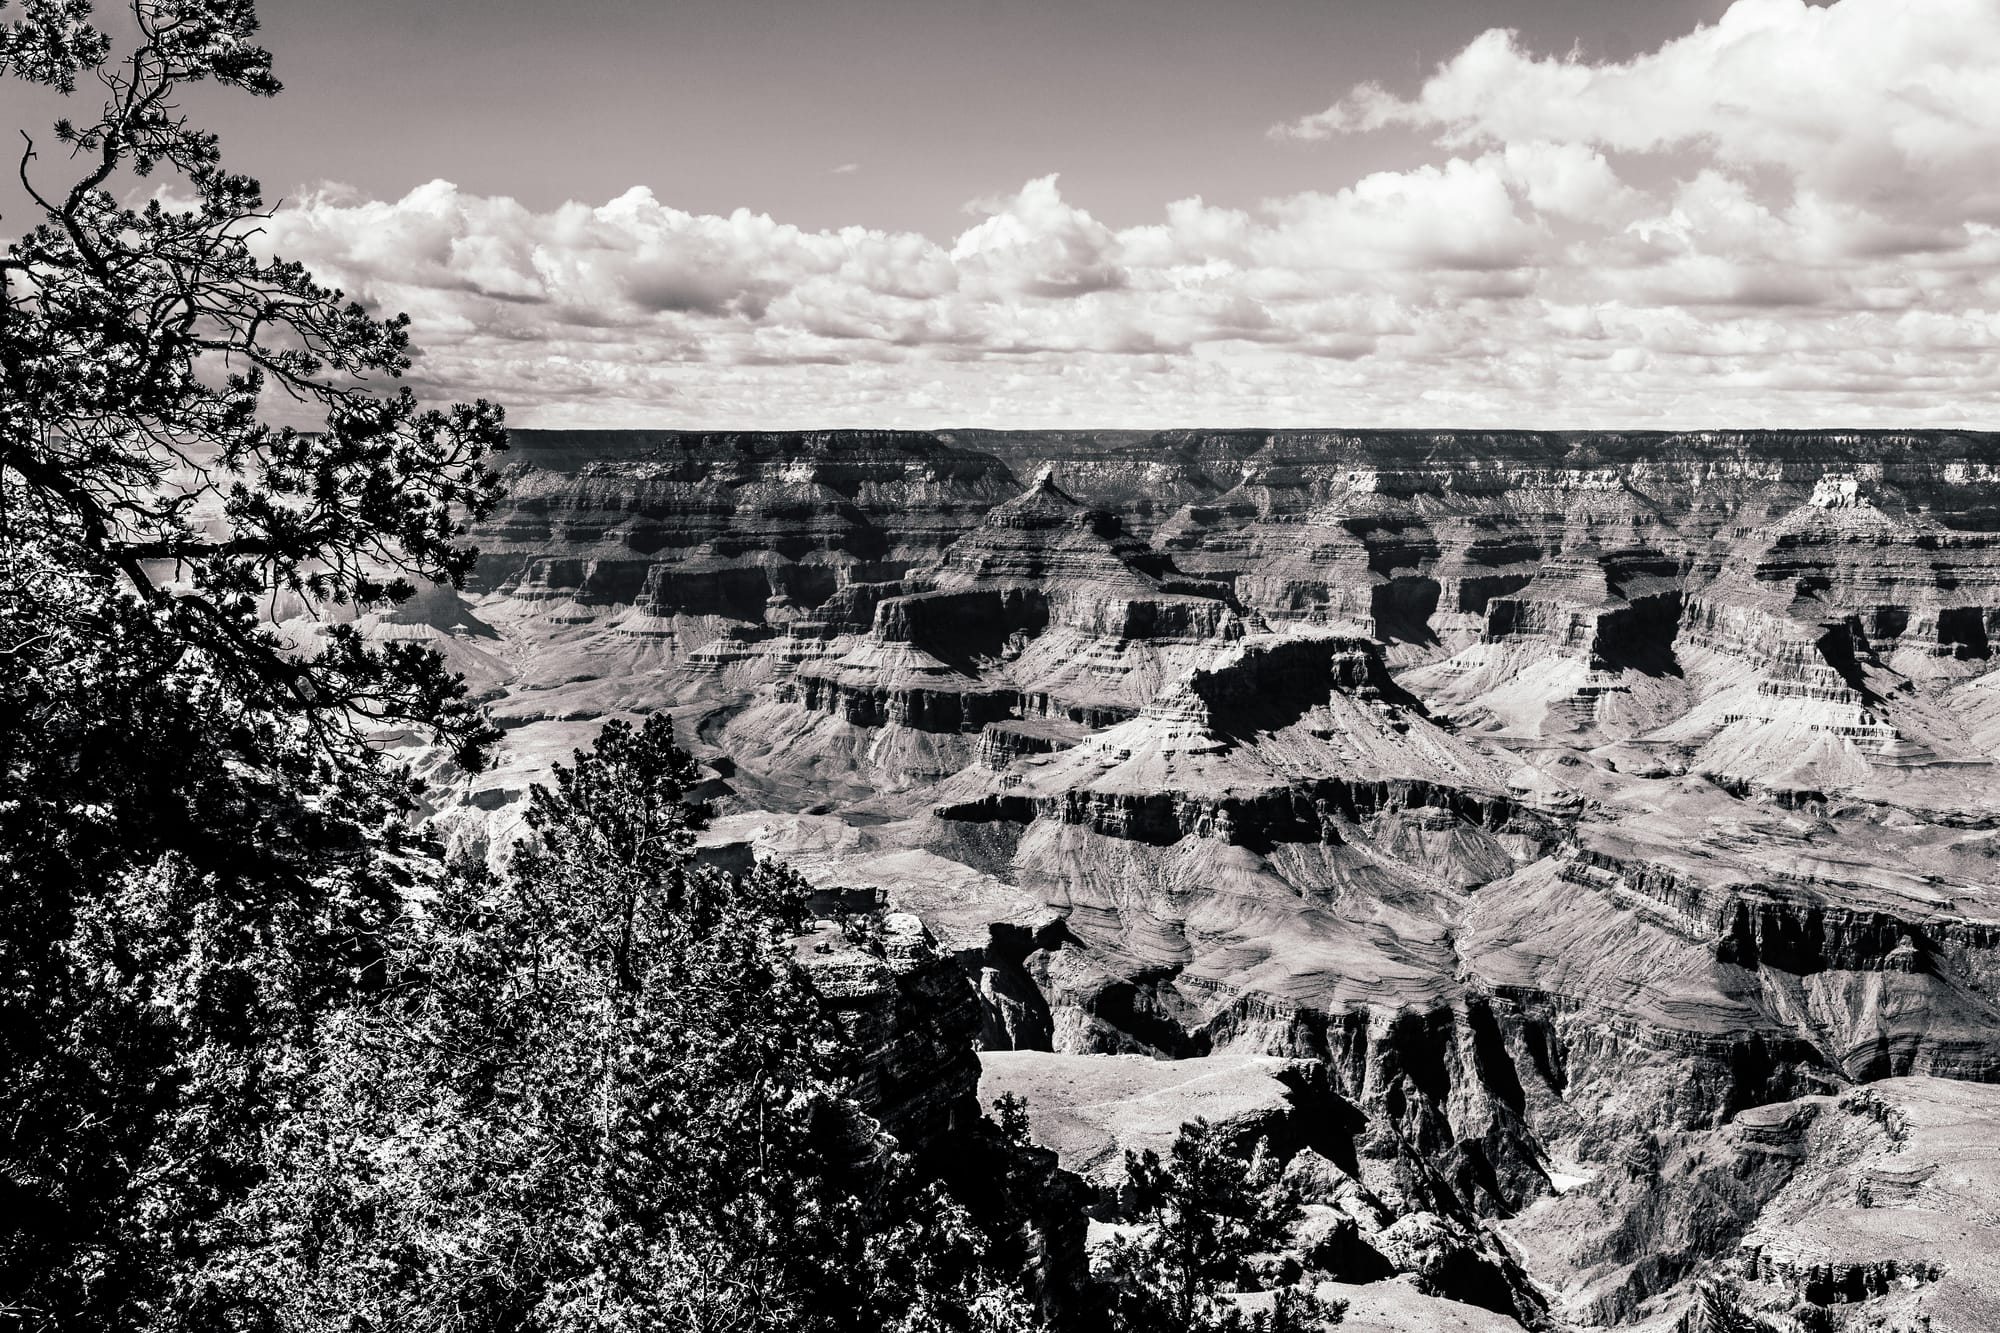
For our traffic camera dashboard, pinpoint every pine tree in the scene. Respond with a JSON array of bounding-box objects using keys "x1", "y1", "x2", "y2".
[
  {"x1": 1682, "y1": 1280, "x2": 1773, "y2": 1333},
  {"x1": 0, "y1": 2, "x2": 503, "y2": 1325},
  {"x1": 1099, "y1": 1119, "x2": 1344, "y2": 1333},
  {"x1": 1, "y1": 0, "x2": 505, "y2": 771},
  {"x1": 240, "y1": 715, "x2": 1044, "y2": 1332}
]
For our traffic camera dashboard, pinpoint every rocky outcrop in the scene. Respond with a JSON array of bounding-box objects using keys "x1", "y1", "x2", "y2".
[
  {"x1": 1508, "y1": 1077, "x2": 2000, "y2": 1331},
  {"x1": 980, "y1": 1049, "x2": 1552, "y2": 1326},
  {"x1": 799, "y1": 913, "x2": 1090, "y2": 1322}
]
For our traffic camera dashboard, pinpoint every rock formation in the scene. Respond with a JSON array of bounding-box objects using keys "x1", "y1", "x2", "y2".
[{"x1": 436, "y1": 428, "x2": 2000, "y2": 1330}]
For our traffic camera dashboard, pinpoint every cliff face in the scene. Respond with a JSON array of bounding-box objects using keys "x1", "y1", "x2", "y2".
[
  {"x1": 1505, "y1": 1077, "x2": 2000, "y2": 1330},
  {"x1": 441, "y1": 429, "x2": 2000, "y2": 1330}
]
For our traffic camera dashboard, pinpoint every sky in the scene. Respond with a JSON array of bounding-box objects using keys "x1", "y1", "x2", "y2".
[{"x1": 9, "y1": 0, "x2": 2000, "y2": 429}]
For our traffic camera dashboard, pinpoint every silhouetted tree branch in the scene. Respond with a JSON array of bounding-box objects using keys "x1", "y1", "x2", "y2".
[{"x1": 1, "y1": 0, "x2": 507, "y2": 772}]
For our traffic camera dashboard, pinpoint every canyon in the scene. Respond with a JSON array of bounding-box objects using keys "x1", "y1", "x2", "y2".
[{"x1": 396, "y1": 428, "x2": 2000, "y2": 1331}]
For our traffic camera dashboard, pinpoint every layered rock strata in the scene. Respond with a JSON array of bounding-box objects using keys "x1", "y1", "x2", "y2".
[{"x1": 442, "y1": 429, "x2": 2000, "y2": 1330}]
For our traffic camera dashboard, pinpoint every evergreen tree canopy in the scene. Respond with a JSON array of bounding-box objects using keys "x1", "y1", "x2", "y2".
[
  {"x1": 0, "y1": 1, "x2": 503, "y2": 1324},
  {"x1": 1, "y1": 0, "x2": 506, "y2": 773},
  {"x1": 238, "y1": 714, "x2": 1044, "y2": 1333},
  {"x1": 1099, "y1": 1119, "x2": 1343, "y2": 1333}
]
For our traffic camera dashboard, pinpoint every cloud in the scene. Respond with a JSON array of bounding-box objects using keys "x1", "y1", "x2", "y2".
[
  {"x1": 951, "y1": 175, "x2": 1128, "y2": 297},
  {"x1": 253, "y1": 0, "x2": 2000, "y2": 429},
  {"x1": 1276, "y1": 0, "x2": 2000, "y2": 233},
  {"x1": 830, "y1": 163, "x2": 860, "y2": 175}
]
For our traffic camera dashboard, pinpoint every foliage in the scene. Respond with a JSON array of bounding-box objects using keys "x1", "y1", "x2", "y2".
[
  {"x1": 1099, "y1": 1118, "x2": 1344, "y2": 1333},
  {"x1": 231, "y1": 714, "x2": 1044, "y2": 1332},
  {"x1": 0, "y1": 0, "x2": 502, "y2": 1326},
  {"x1": 1683, "y1": 1281, "x2": 1776, "y2": 1333},
  {"x1": 992, "y1": 1092, "x2": 1034, "y2": 1149},
  {"x1": 1, "y1": 0, "x2": 507, "y2": 773},
  {"x1": 0, "y1": 530, "x2": 426, "y2": 1328}
]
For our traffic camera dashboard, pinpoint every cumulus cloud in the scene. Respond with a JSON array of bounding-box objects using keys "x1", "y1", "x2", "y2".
[
  {"x1": 951, "y1": 176, "x2": 1128, "y2": 298},
  {"x1": 1276, "y1": 0, "x2": 2000, "y2": 240},
  {"x1": 254, "y1": 0, "x2": 2000, "y2": 428}
]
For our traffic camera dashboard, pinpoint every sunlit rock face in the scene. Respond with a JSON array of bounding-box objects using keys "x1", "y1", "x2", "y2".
[{"x1": 438, "y1": 428, "x2": 2000, "y2": 1330}]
